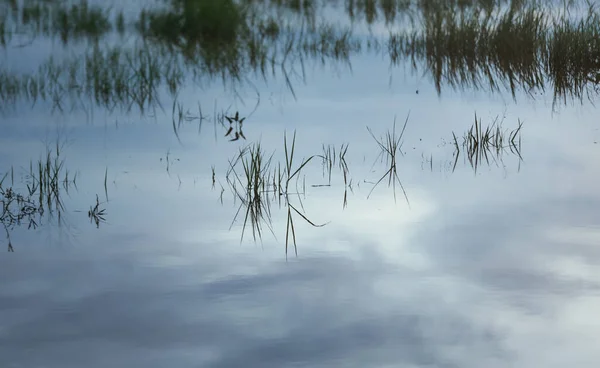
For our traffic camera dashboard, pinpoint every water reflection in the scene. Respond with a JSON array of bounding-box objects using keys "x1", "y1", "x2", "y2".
[
  {"x1": 0, "y1": 142, "x2": 107, "y2": 251},
  {"x1": 1, "y1": 0, "x2": 599, "y2": 113},
  {"x1": 451, "y1": 113, "x2": 523, "y2": 173},
  {"x1": 366, "y1": 113, "x2": 411, "y2": 205},
  {"x1": 223, "y1": 132, "x2": 329, "y2": 257},
  {"x1": 2, "y1": 1, "x2": 600, "y2": 367}
]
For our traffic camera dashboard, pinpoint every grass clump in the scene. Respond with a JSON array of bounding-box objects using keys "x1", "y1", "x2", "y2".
[
  {"x1": 226, "y1": 141, "x2": 276, "y2": 245},
  {"x1": 1, "y1": 140, "x2": 111, "y2": 251},
  {"x1": 88, "y1": 194, "x2": 106, "y2": 228},
  {"x1": 546, "y1": 3, "x2": 600, "y2": 105},
  {"x1": 367, "y1": 113, "x2": 410, "y2": 206},
  {"x1": 452, "y1": 112, "x2": 523, "y2": 172},
  {"x1": 2, "y1": 0, "x2": 113, "y2": 45},
  {"x1": 55, "y1": 0, "x2": 112, "y2": 43},
  {"x1": 0, "y1": 142, "x2": 77, "y2": 251},
  {"x1": 140, "y1": 0, "x2": 246, "y2": 51},
  {"x1": 224, "y1": 131, "x2": 327, "y2": 258}
]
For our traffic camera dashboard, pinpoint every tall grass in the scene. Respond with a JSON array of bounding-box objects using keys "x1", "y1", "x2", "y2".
[
  {"x1": 388, "y1": 0, "x2": 600, "y2": 103},
  {"x1": 2, "y1": 0, "x2": 600, "y2": 112},
  {"x1": 1, "y1": 0, "x2": 116, "y2": 45},
  {"x1": 547, "y1": 2, "x2": 600, "y2": 105},
  {"x1": 0, "y1": 44, "x2": 182, "y2": 113}
]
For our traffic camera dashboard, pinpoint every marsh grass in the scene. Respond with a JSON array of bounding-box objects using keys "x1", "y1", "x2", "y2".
[
  {"x1": 392, "y1": 2, "x2": 548, "y2": 96},
  {"x1": 3, "y1": 0, "x2": 600, "y2": 112},
  {"x1": 1, "y1": 0, "x2": 115, "y2": 46},
  {"x1": 452, "y1": 113, "x2": 523, "y2": 172},
  {"x1": 115, "y1": 11, "x2": 125, "y2": 35},
  {"x1": 141, "y1": 0, "x2": 245, "y2": 47},
  {"x1": 0, "y1": 22, "x2": 358, "y2": 113},
  {"x1": 88, "y1": 194, "x2": 106, "y2": 228},
  {"x1": 319, "y1": 144, "x2": 336, "y2": 185},
  {"x1": 315, "y1": 142, "x2": 351, "y2": 207},
  {"x1": 388, "y1": 0, "x2": 600, "y2": 103},
  {"x1": 547, "y1": 3, "x2": 600, "y2": 105},
  {"x1": 0, "y1": 142, "x2": 77, "y2": 251},
  {"x1": 224, "y1": 131, "x2": 327, "y2": 257},
  {"x1": 0, "y1": 44, "x2": 182, "y2": 113},
  {"x1": 367, "y1": 113, "x2": 410, "y2": 206},
  {"x1": 226, "y1": 141, "x2": 276, "y2": 244},
  {"x1": 171, "y1": 95, "x2": 204, "y2": 144},
  {"x1": 0, "y1": 10, "x2": 8, "y2": 47},
  {"x1": 55, "y1": 0, "x2": 112, "y2": 43},
  {"x1": 338, "y1": 142, "x2": 352, "y2": 208},
  {"x1": 281, "y1": 130, "x2": 327, "y2": 257}
]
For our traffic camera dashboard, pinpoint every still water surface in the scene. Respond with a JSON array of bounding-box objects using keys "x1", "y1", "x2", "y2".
[{"x1": 1, "y1": 1, "x2": 600, "y2": 367}]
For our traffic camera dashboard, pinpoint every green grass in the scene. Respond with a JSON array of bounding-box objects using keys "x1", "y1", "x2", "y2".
[
  {"x1": 0, "y1": 0, "x2": 114, "y2": 45},
  {"x1": 142, "y1": 0, "x2": 245, "y2": 46},
  {"x1": 55, "y1": 0, "x2": 112, "y2": 43},
  {"x1": 2, "y1": 0, "x2": 600, "y2": 113},
  {"x1": 547, "y1": 2, "x2": 600, "y2": 105},
  {"x1": 388, "y1": 0, "x2": 600, "y2": 102},
  {"x1": 0, "y1": 44, "x2": 183, "y2": 113}
]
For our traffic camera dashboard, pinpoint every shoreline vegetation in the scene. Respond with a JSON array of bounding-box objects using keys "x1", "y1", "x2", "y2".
[{"x1": 0, "y1": 0, "x2": 599, "y2": 112}]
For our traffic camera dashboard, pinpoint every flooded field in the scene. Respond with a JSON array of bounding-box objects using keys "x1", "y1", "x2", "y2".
[{"x1": 2, "y1": 0, "x2": 600, "y2": 367}]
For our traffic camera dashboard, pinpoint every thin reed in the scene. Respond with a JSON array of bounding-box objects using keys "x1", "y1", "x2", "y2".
[
  {"x1": 452, "y1": 112, "x2": 523, "y2": 172},
  {"x1": 367, "y1": 113, "x2": 410, "y2": 206},
  {"x1": 224, "y1": 130, "x2": 326, "y2": 257},
  {"x1": 0, "y1": 142, "x2": 76, "y2": 251}
]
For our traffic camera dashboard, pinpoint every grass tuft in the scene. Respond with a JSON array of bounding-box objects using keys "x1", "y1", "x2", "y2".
[
  {"x1": 366, "y1": 113, "x2": 410, "y2": 206},
  {"x1": 452, "y1": 112, "x2": 523, "y2": 172},
  {"x1": 224, "y1": 130, "x2": 327, "y2": 258}
]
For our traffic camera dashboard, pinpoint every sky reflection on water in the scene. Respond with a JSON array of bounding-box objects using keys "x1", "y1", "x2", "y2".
[{"x1": 2, "y1": 2, "x2": 600, "y2": 366}]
